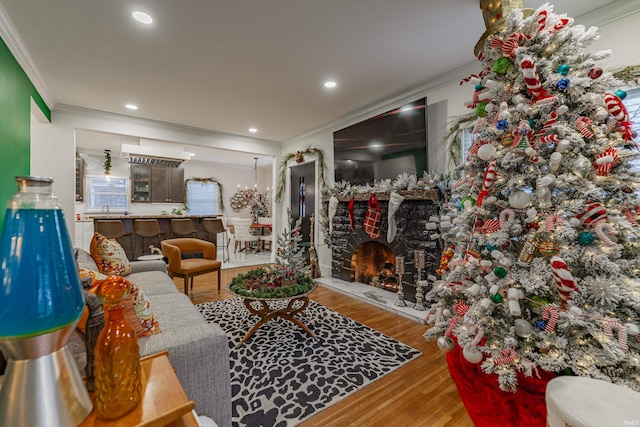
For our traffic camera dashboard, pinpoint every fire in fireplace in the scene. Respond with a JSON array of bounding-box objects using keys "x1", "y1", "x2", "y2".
[{"x1": 351, "y1": 241, "x2": 397, "y2": 286}]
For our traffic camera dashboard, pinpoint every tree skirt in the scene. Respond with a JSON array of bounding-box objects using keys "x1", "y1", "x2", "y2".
[
  {"x1": 447, "y1": 343, "x2": 556, "y2": 427},
  {"x1": 197, "y1": 298, "x2": 422, "y2": 427}
]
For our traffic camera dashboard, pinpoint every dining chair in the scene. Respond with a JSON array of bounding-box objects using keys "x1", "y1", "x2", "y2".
[
  {"x1": 161, "y1": 238, "x2": 222, "y2": 295},
  {"x1": 133, "y1": 219, "x2": 166, "y2": 258},
  {"x1": 233, "y1": 218, "x2": 258, "y2": 252},
  {"x1": 257, "y1": 217, "x2": 273, "y2": 251},
  {"x1": 170, "y1": 218, "x2": 197, "y2": 238},
  {"x1": 202, "y1": 218, "x2": 229, "y2": 262}
]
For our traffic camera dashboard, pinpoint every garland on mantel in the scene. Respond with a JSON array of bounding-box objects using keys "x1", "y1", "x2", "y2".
[
  {"x1": 183, "y1": 178, "x2": 224, "y2": 212},
  {"x1": 275, "y1": 146, "x2": 327, "y2": 202}
]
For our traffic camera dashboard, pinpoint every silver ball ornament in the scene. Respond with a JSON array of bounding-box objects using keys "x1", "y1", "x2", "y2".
[
  {"x1": 437, "y1": 336, "x2": 455, "y2": 352},
  {"x1": 514, "y1": 319, "x2": 533, "y2": 337},
  {"x1": 463, "y1": 345, "x2": 483, "y2": 363}
]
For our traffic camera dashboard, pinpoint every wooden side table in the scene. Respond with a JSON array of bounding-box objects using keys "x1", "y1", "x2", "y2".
[{"x1": 80, "y1": 351, "x2": 198, "y2": 427}]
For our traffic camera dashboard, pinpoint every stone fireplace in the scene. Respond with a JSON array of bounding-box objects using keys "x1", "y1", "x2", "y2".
[{"x1": 327, "y1": 190, "x2": 441, "y2": 303}]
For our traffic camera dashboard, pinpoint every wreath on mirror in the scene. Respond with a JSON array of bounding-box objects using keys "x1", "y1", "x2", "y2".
[
  {"x1": 230, "y1": 188, "x2": 256, "y2": 212},
  {"x1": 275, "y1": 146, "x2": 326, "y2": 202},
  {"x1": 183, "y1": 178, "x2": 225, "y2": 212}
]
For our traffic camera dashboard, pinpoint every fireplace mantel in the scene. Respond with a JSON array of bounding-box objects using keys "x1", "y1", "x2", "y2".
[{"x1": 323, "y1": 189, "x2": 439, "y2": 202}]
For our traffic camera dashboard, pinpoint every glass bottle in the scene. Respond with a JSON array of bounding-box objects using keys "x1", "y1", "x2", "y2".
[{"x1": 94, "y1": 276, "x2": 142, "y2": 420}]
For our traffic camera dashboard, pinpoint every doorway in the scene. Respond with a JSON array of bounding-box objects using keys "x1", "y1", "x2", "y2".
[{"x1": 289, "y1": 161, "x2": 316, "y2": 261}]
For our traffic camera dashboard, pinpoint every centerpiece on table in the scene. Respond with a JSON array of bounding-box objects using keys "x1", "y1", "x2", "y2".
[{"x1": 228, "y1": 218, "x2": 315, "y2": 299}]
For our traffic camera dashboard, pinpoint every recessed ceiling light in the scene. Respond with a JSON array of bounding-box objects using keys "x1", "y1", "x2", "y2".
[
  {"x1": 249, "y1": 128, "x2": 258, "y2": 133},
  {"x1": 324, "y1": 81, "x2": 337, "y2": 88},
  {"x1": 132, "y1": 11, "x2": 153, "y2": 24},
  {"x1": 125, "y1": 104, "x2": 138, "y2": 110}
]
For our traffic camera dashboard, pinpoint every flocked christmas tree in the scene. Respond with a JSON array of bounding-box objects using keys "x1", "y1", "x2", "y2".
[
  {"x1": 425, "y1": 3, "x2": 640, "y2": 392},
  {"x1": 272, "y1": 217, "x2": 310, "y2": 282}
]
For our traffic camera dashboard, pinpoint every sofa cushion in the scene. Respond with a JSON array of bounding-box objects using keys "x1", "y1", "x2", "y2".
[
  {"x1": 127, "y1": 271, "x2": 180, "y2": 296},
  {"x1": 90, "y1": 232, "x2": 132, "y2": 276}
]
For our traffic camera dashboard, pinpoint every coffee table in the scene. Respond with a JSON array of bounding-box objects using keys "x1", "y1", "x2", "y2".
[{"x1": 227, "y1": 283, "x2": 317, "y2": 348}]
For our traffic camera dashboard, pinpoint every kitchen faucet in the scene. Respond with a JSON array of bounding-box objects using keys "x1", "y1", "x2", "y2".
[{"x1": 102, "y1": 205, "x2": 110, "y2": 215}]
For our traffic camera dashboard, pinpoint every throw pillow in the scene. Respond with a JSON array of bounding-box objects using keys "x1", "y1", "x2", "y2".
[{"x1": 90, "y1": 232, "x2": 132, "y2": 276}]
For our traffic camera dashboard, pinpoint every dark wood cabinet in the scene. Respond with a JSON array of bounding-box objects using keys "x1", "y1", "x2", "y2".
[
  {"x1": 150, "y1": 166, "x2": 184, "y2": 203},
  {"x1": 131, "y1": 164, "x2": 151, "y2": 202},
  {"x1": 131, "y1": 165, "x2": 183, "y2": 204},
  {"x1": 75, "y1": 157, "x2": 84, "y2": 202}
]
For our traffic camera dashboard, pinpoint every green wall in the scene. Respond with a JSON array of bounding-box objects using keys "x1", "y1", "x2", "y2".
[{"x1": 0, "y1": 37, "x2": 50, "y2": 229}]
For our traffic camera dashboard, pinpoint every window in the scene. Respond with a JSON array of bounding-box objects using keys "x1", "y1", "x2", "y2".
[
  {"x1": 186, "y1": 180, "x2": 219, "y2": 215},
  {"x1": 460, "y1": 127, "x2": 474, "y2": 164},
  {"x1": 624, "y1": 88, "x2": 640, "y2": 171},
  {"x1": 86, "y1": 176, "x2": 128, "y2": 211}
]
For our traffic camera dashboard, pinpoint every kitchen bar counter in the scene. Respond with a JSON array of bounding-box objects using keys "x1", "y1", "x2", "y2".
[{"x1": 89, "y1": 215, "x2": 223, "y2": 259}]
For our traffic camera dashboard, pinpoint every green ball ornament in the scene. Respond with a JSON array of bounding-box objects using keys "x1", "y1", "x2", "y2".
[
  {"x1": 491, "y1": 293, "x2": 504, "y2": 303},
  {"x1": 493, "y1": 267, "x2": 507, "y2": 278},
  {"x1": 475, "y1": 102, "x2": 489, "y2": 118},
  {"x1": 460, "y1": 196, "x2": 476, "y2": 210},
  {"x1": 616, "y1": 90, "x2": 627, "y2": 100},
  {"x1": 493, "y1": 57, "x2": 513, "y2": 75},
  {"x1": 556, "y1": 64, "x2": 570, "y2": 75},
  {"x1": 530, "y1": 296, "x2": 548, "y2": 314},
  {"x1": 578, "y1": 231, "x2": 595, "y2": 245}
]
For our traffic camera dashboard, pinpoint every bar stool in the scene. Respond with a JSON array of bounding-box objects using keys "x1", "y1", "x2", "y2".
[
  {"x1": 202, "y1": 218, "x2": 229, "y2": 262},
  {"x1": 134, "y1": 219, "x2": 166, "y2": 258},
  {"x1": 170, "y1": 218, "x2": 197, "y2": 238},
  {"x1": 95, "y1": 220, "x2": 132, "y2": 254}
]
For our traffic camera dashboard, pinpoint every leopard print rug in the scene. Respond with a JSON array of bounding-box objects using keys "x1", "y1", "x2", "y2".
[{"x1": 197, "y1": 298, "x2": 422, "y2": 427}]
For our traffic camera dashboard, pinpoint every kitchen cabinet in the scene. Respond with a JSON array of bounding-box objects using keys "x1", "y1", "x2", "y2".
[
  {"x1": 131, "y1": 164, "x2": 151, "y2": 202},
  {"x1": 131, "y1": 165, "x2": 184, "y2": 204},
  {"x1": 151, "y1": 166, "x2": 184, "y2": 203}
]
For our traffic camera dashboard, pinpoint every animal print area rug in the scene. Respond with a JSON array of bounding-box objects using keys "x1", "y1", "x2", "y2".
[{"x1": 197, "y1": 297, "x2": 422, "y2": 427}]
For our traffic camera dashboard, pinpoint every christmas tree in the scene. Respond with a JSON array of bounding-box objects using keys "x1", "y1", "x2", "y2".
[
  {"x1": 425, "y1": 3, "x2": 640, "y2": 393},
  {"x1": 272, "y1": 217, "x2": 310, "y2": 282}
]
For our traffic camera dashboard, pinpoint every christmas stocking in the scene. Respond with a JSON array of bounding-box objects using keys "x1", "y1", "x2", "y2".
[
  {"x1": 364, "y1": 193, "x2": 381, "y2": 239},
  {"x1": 387, "y1": 191, "x2": 405, "y2": 242},
  {"x1": 348, "y1": 197, "x2": 356, "y2": 231},
  {"x1": 328, "y1": 195, "x2": 339, "y2": 235}
]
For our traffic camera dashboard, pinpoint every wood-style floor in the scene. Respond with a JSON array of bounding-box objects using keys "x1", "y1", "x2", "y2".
[{"x1": 174, "y1": 267, "x2": 473, "y2": 427}]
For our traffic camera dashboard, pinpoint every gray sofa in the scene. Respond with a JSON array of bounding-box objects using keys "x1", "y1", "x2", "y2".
[{"x1": 73, "y1": 248, "x2": 232, "y2": 427}]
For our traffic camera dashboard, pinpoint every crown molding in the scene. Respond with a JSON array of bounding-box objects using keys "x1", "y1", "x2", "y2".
[
  {"x1": 575, "y1": 0, "x2": 640, "y2": 27},
  {"x1": 0, "y1": 2, "x2": 54, "y2": 108}
]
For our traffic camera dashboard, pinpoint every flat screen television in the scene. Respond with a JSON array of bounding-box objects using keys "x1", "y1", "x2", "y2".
[{"x1": 333, "y1": 97, "x2": 427, "y2": 186}]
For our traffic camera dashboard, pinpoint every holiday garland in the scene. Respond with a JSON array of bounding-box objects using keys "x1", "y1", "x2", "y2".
[
  {"x1": 275, "y1": 146, "x2": 326, "y2": 202},
  {"x1": 183, "y1": 178, "x2": 224, "y2": 212}
]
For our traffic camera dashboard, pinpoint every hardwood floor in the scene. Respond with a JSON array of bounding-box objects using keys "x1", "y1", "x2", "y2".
[{"x1": 175, "y1": 267, "x2": 474, "y2": 427}]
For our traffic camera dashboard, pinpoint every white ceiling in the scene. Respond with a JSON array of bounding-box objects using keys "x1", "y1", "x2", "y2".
[{"x1": 0, "y1": 0, "x2": 620, "y2": 163}]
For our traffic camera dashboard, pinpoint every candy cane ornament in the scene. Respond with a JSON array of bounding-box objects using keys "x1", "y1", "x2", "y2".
[
  {"x1": 546, "y1": 216, "x2": 563, "y2": 233},
  {"x1": 594, "y1": 222, "x2": 618, "y2": 246},
  {"x1": 477, "y1": 161, "x2": 497, "y2": 207},
  {"x1": 604, "y1": 92, "x2": 635, "y2": 141},
  {"x1": 453, "y1": 300, "x2": 470, "y2": 317},
  {"x1": 576, "y1": 117, "x2": 594, "y2": 139},
  {"x1": 536, "y1": 9, "x2": 548, "y2": 32},
  {"x1": 494, "y1": 349, "x2": 518, "y2": 365},
  {"x1": 550, "y1": 256, "x2": 579, "y2": 305},
  {"x1": 499, "y1": 209, "x2": 516, "y2": 228},
  {"x1": 532, "y1": 111, "x2": 558, "y2": 140},
  {"x1": 604, "y1": 320, "x2": 628, "y2": 351},
  {"x1": 622, "y1": 208, "x2": 638, "y2": 227},
  {"x1": 469, "y1": 324, "x2": 485, "y2": 346},
  {"x1": 521, "y1": 57, "x2": 553, "y2": 103},
  {"x1": 542, "y1": 306, "x2": 559, "y2": 333},
  {"x1": 445, "y1": 316, "x2": 459, "y2": 337}
]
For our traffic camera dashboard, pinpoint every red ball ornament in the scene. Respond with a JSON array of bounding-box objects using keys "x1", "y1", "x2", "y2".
[{"x1": 588, "y1": 68, "x2": 603, "y2": 79}]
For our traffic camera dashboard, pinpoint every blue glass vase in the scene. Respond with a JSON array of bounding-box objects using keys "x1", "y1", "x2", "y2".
[{"x1": 0, "y1": 176, "x2": 91, "y2": 427}]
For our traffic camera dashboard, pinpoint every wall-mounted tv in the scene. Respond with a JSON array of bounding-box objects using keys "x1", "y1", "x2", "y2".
[{"x1": 333, "y1": 97, "x2": 427, "y2": 186}]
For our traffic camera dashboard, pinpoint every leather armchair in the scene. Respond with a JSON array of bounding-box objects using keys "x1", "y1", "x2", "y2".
[{"x1": 161, "y1": 238, "x2": 222, "y2": 295}]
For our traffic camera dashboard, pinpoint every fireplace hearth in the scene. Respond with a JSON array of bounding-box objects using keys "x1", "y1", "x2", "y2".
[{"x1": 327, "y1": 190, "x2": 441, "y2": 303}]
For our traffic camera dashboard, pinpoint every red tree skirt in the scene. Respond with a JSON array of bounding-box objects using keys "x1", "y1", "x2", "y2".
[{"x1": 447, "y1": 345, "x2": 556, "y2": 426}]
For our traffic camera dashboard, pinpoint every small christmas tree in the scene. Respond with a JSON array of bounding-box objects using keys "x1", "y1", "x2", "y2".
[
  {"x1": 425, "y1": 3, "x2": 640, "y2": 393},
  {"x1": 272, "y1": 217, "x2": 310, "y2": 282}
]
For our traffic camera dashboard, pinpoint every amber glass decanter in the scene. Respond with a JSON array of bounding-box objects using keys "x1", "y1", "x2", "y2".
[{"x1": 94, "y1": 276, "x2": 142, "y2": 420}]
